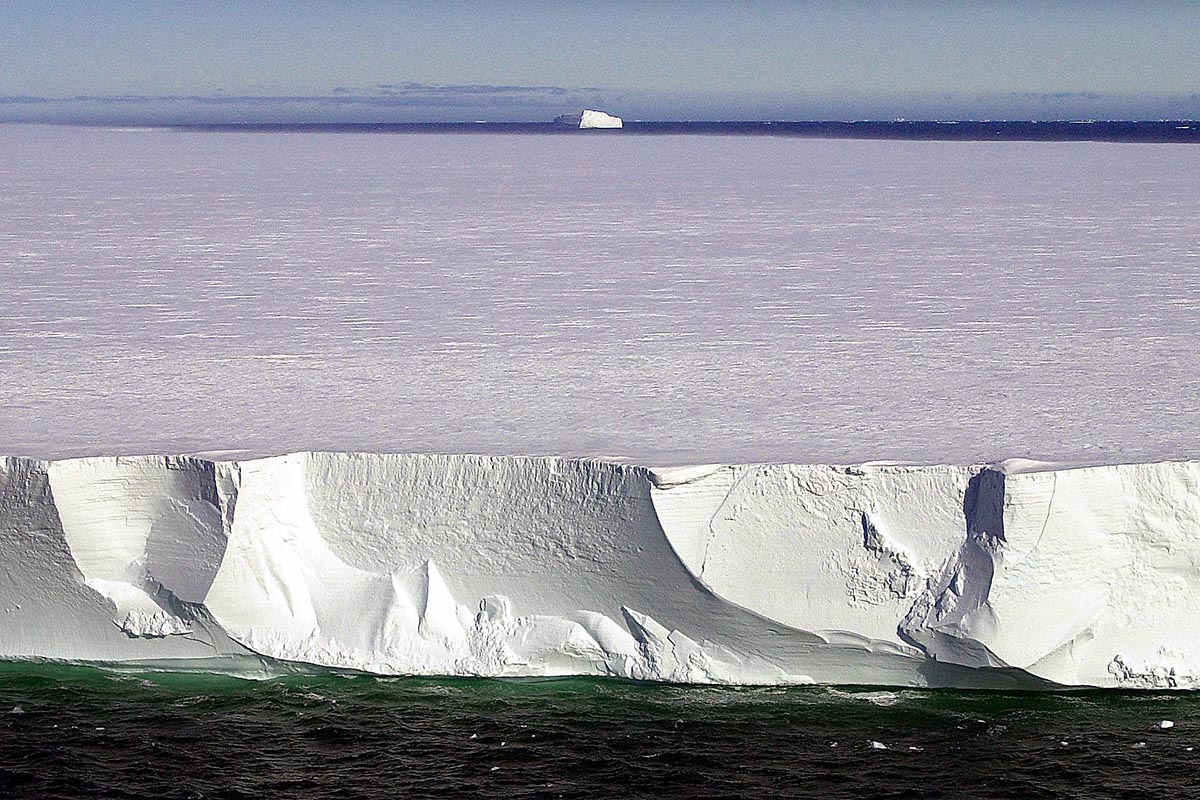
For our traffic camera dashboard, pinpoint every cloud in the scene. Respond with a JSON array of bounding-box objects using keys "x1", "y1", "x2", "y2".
[
  {"x1": 0, "y1": 82, "x2": 606, "y2": 110},
  {"x1": 1008, "y1": 91, "x2": 1104, "y2": 102},
  {"x1": 0, "y1": 83, "x2": 621, "y2": 123},
  {"x1": 371, "y1": 82, "x2": 602, "y2": 96},
  {"x1": 4, "y1": 88, "x2": 1195, "y2": 123}
]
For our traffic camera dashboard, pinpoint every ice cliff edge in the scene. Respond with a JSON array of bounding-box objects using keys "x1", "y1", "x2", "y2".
[{"x1": 2, "y1": 452, "x2": 1199, "y2": 689}]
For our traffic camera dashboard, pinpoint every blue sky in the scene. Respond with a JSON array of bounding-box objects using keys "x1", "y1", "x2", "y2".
[{"x1": 2, "y1": 1, "x2": 1198, "y2": 122}]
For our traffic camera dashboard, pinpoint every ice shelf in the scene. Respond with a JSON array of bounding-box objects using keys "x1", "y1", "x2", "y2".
[
  {"x1": 3, "y1": 128, "x2": 1200, "y2": 467},
  {"x1": 3, "y1": 451, "x2": 1199, "y2": 688}
]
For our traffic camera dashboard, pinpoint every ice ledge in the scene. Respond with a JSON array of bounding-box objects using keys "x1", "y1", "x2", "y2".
[{"x1": 2, "y1": 451, "x2": 1199, "y2": 688}]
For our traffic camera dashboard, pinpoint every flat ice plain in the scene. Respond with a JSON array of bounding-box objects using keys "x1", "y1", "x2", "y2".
[
  {"x1": 3, "y1": 125, "x2": 1198, "y2": 464},
  {"x1": 2, "y1": 125, "x2": 1200, "y2": 688}
]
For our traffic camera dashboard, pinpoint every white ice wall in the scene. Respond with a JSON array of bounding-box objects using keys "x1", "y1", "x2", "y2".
[
  {"x1": 651, "y1": 463, "x2": 974, "y2": 647},
  {"x1": 904, "y1": 460, "x2": 1200, "y2": 687},
  {"x1": 3, "y1": 451, "x2": 1199, "y2": 688},
  {"x1": 0, "y1": 456, "x2": 252, "y2": 665}
]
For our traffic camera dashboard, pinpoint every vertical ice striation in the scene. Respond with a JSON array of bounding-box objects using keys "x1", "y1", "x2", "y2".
[{"x1": 902, "y1": 461, "x2": 1200, "y2": 687}]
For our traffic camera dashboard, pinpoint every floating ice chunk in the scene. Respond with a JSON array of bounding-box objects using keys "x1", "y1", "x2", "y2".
[
  {"x1": 1160, "y1": 720, "x2": 1176, "y2": 730},
  {"x1": 869, "y1": 741, "x2": 888, "y2": 750},
  {"x1": 860, "y1": 691, "x2": 900, "y2": 706}
]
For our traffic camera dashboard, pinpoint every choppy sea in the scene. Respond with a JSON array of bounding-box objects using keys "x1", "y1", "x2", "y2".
[{"x1": 1, "y1": 662, "x2": 1197, "y2": 799}]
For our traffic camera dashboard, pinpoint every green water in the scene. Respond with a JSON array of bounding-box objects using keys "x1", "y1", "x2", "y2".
[{"x1": 1, "y1": 662, "x2": 1197, "y2": 798}]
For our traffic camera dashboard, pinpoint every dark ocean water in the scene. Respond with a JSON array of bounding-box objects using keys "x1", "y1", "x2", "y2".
[
  {"x1": 171, "y1": 120, "x2": 1200, "y2": 143},
  {"x1": 2, "y1": 663, "x2": 1198, "y2": 799}
]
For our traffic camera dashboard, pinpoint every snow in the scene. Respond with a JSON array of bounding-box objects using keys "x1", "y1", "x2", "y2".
[
  {"x1": 2, "y1": 126, "x2": 1200, "y2": 685},
  {"x1": 554, "y1": 109, "x2": 622, "y2": 128},
  {"x1": 2, "y1": 126, "x2": 1198, "y2": 466},
  {"x1": 579, "y1": 109, "x2": 622, "y2": 129},
  {"x1": 3, "y1": 451, "x2": 1200, "y2": 687}
]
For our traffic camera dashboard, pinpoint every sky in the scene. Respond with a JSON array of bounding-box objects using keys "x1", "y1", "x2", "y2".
[{"x1": 2, "y1": 1, "x2": 1198, "y2": 123}]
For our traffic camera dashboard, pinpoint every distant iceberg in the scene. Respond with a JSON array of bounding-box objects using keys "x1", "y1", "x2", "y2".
[{"x1": 554, "y1": 109, "x2": 623, "y2": 129}]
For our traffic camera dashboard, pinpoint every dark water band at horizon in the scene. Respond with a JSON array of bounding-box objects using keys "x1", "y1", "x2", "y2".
[
  {"x1": 2, "y1": 662, "x2": 1199, "y2": 799},
  {"x1": 159, "y1": 120, "x2": 1200, "y2": 143}
]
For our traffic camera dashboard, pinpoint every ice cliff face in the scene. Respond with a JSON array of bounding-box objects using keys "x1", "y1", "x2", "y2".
[{"x1": 2, "y1": 452, "x2": 1199, "y2": 688}]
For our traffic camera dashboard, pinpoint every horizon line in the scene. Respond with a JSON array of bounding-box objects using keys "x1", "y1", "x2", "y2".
[{"x1": 6, "y1": 118, "x2": 1200, "y2": 126}]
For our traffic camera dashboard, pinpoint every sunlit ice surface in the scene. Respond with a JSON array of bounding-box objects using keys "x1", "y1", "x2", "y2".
[{"x1": 1, "y1": 125, "x2": 1197, "y2": 465}]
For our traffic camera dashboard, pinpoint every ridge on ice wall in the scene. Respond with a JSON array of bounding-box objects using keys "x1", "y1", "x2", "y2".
[{"x1": 2, "y1": 451, "x2": 1199, "y2": 689}]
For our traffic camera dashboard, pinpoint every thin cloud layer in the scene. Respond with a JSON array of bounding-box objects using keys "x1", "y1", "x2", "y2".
[
  {"x1": 0, "y1": 82, "x2": 615, "y2": 122},
  {"x1": 2, "y1": 88, "x2": 1198, "y2": 124}
]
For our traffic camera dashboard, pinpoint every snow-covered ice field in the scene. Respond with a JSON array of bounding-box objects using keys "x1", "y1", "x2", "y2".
[
  {"x1": 3, "y1": 125, "x2": 1200, "y2": 687},
  {"x1": 2, "y1": 125, "x2": 1198, "y2": 464}
]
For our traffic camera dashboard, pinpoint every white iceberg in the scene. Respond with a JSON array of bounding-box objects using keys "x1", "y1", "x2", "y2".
[{"x1": 554, "y1": 109, "x2": 622, "y2": 129}]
